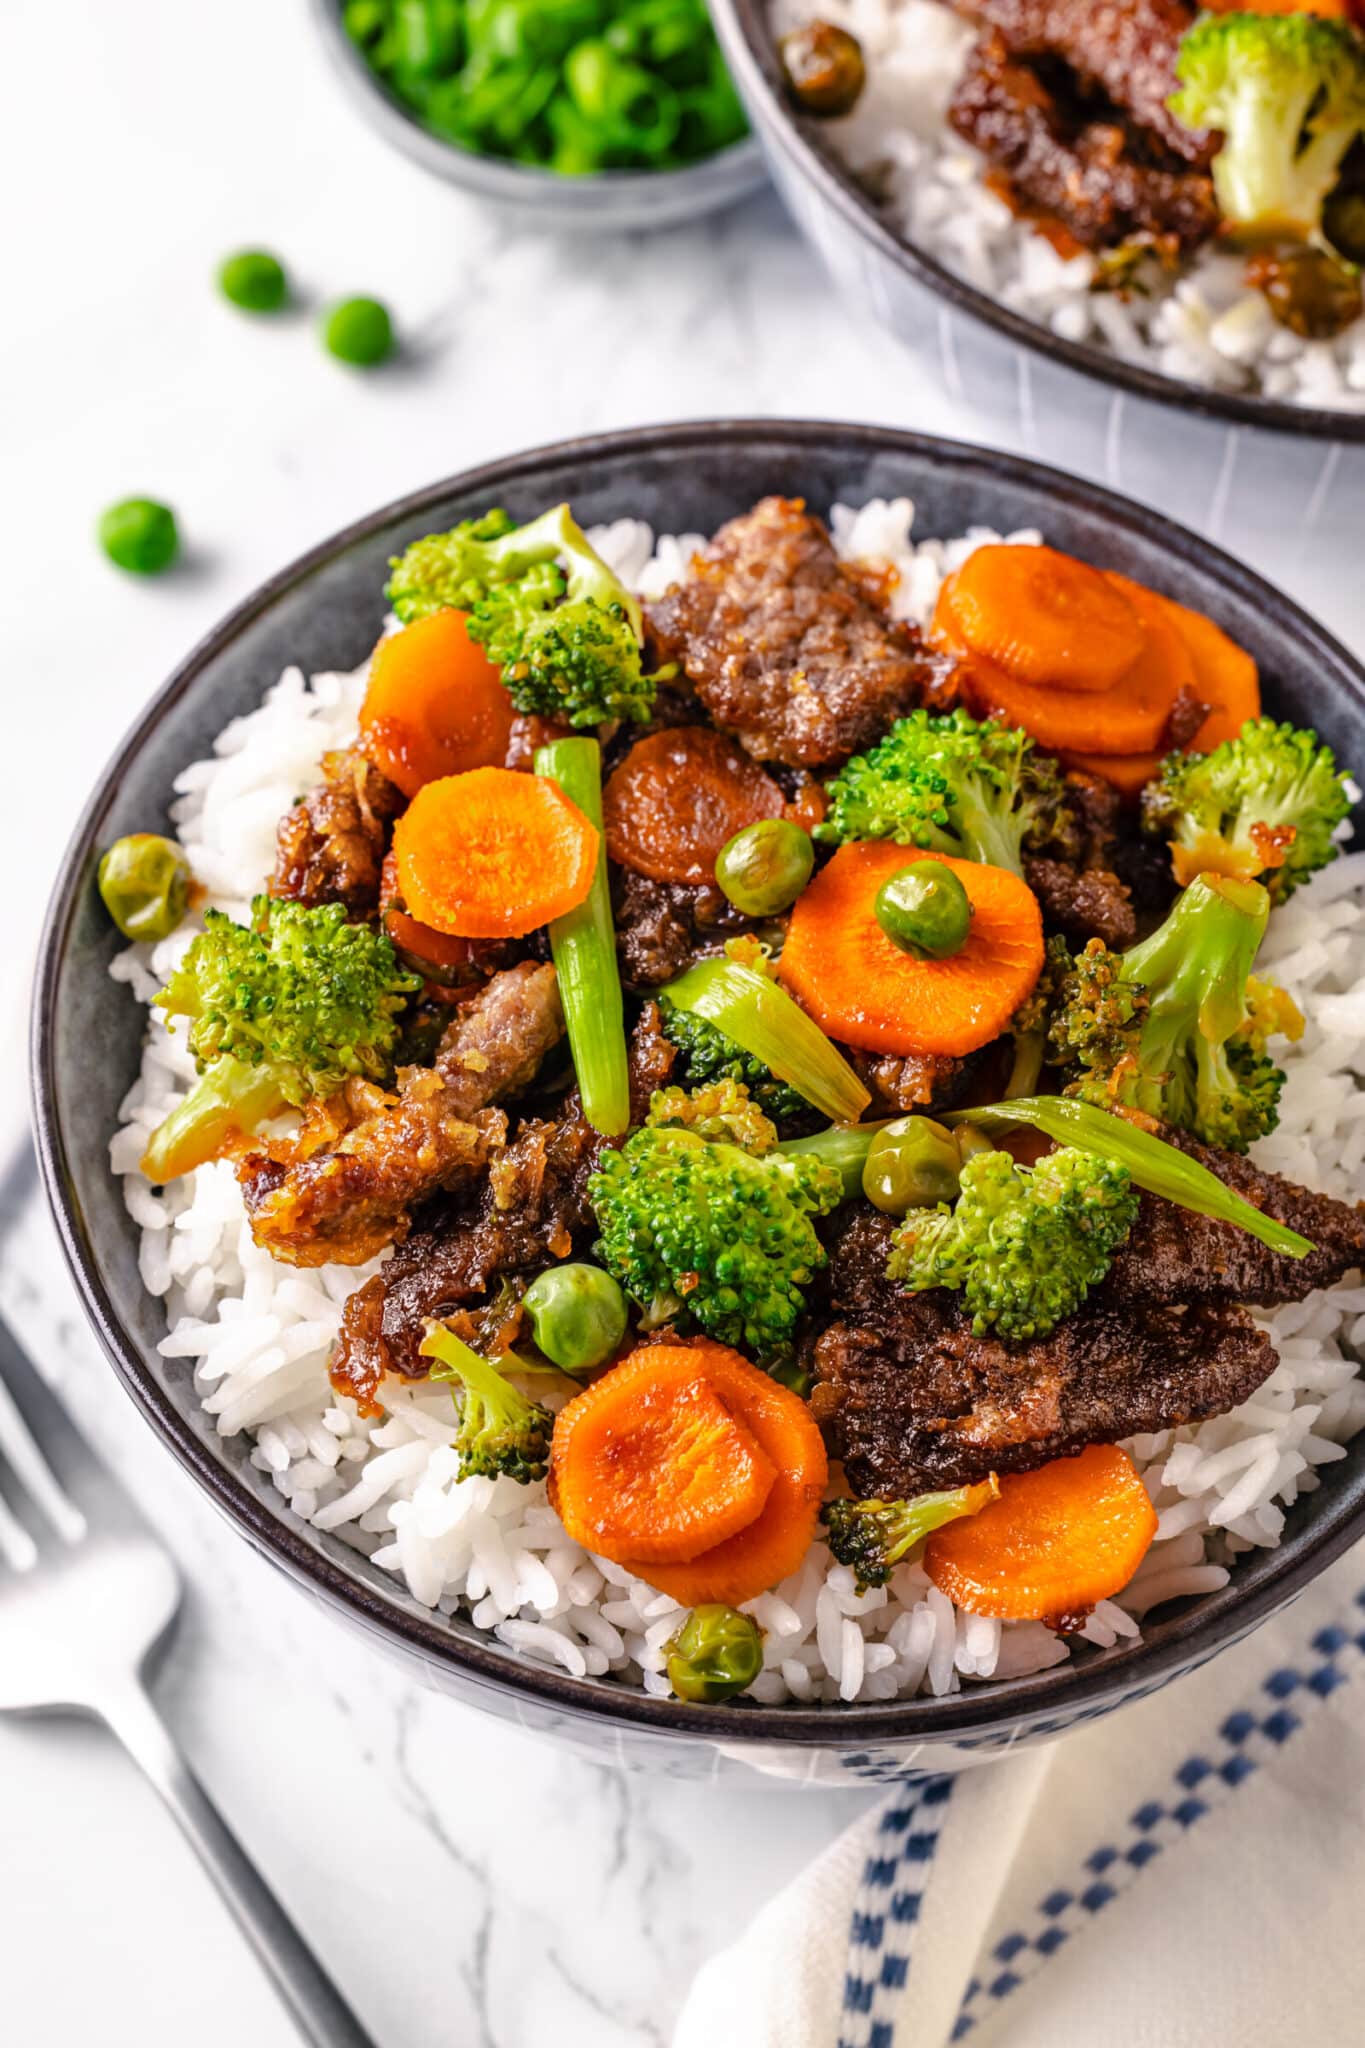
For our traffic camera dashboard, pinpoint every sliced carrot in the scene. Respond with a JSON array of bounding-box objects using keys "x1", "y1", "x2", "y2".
[
  {"x1": 393, "y1": 765, "x2": 597, "y2": 939},
  {"x1": 939, "y1": 547, "x2": 1146, "y2": 695},
  {"x1": 602, "y1": 726, "x2": 786, "y2": 886},
  {"x1": 550, "y1": 1339, "x2": 828, "y2": 1606},
  {"x1": 360, "y1": 611, "x2": 515, "y2": 797},
  {"x1": 1144, "y1": 587, "x2": 1261, "y2": 751},
  {"x1": 384, "y1": 906, "x2": 482, "y2": 973},
  {"x1": 924, "y1": 1444, "x2": 1158, "y2": 1623},
  {"x1": 549, "y1": 1348, "x2": 777, "y2": 1565},
  {"x1": 778, "y1": 845, "x2": 1044, "y2": 1058}
]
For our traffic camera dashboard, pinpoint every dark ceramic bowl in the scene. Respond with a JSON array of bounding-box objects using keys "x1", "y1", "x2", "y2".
[
  {"x1": 311, "y1": 0, "x2": 767, "y2": 232},
  {"x1": 33, "y1": 421, "x2": 1365, "y2": 1783},
  {"x1": 710, "y1": 0, "x2": 1365, "y2": 452}
]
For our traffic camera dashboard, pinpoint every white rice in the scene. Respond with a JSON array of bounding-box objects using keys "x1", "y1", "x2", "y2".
[
  {"x1": 109, "y1": 500, "x2": 1365, "y2": 1704},
  {"x1": 769, "y1": 0, "x2": 1365, "y2": 414}
]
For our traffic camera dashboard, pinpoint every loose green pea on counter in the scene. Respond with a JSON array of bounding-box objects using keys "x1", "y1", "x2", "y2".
[{"x1": 342, "y1": 0, "x2": 748, "y2": 173}]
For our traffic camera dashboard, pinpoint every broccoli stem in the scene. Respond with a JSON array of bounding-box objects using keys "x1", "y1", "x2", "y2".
[
  {"x1": 535, "y1": 736, "x2": 631, "y2": 1138},
  {"x1": 140, "y1": 1057, "x2": 295, "y2": 1184},
  {"x1": 1125, "y1": 872, "x2": 1269, "y2": 1052},
  {"x1": 944, "y1": 1096, "x2": 1313, "y2": 1258},
  {"x1": 660, "y1": 957, "x2": 872, "y2": 1125},
  {"x1": 488, "y1": 504, "x2": 643, "y2": 641}
]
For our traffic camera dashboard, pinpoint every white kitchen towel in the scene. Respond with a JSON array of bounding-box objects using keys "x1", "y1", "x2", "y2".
[{"x1": 675, "y1": 1535, "x2": 1365, "y2": 2048}]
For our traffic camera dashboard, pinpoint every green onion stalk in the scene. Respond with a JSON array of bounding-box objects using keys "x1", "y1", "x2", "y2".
[
  {"x1": 534, "y1": 736, "x2": 631, "y2": 1138},
  {"x1": 778, "y1": 1097, "x2": 1314, "y2": 1257},
  {"x1": 660, "y1": 956, "x2": 871, "y2": 1125}
]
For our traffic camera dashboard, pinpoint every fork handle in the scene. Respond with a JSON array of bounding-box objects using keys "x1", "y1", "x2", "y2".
[{"x1": 101, "y1": 1679, "x2": 380, "y2": 2048}]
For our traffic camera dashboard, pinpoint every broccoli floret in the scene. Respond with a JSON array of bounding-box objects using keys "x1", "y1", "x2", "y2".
[
  {"x1": 646, "y1": 1076, "x2": 782, "y2": 1153},
  {"x1": 1052, "y1": 873, "x2": 1293, "y2": 1152},
  {"x1": 420, "y1": 1322, "x2": 553, "y2": 1485},
  {"x1": 887, "y1": 1147, "x2": 1139, "y2": 1342},
  {"x1": 589, "y1": 1083, "x2": 844, "y2": 1355},
  {"x1": 822, "y1": 1478, "x2": 999, "y2": 1591},
  {"x1": 816, "y1": 708, "x2": 1073, "y2": 878},
  {"x1": 386, "y1": 502, "x2": 663, "y2": 728},
  {"x1": 1142, "y1": 716, "x2": 1352, "y2": 900},
  {"x1": 142, "y1": 896, "x2": 419, "y2": 1182},
  {"x1": 657, "y1": 1000, "x2": 806, "y2": 1123},
  {"x1": 1170, "y1": 14, "x2": 1365, "y2": 240}
]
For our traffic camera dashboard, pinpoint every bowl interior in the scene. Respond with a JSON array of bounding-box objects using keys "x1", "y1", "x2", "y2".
[
  {"x1": 34, "y1": 420, "x2": 1365, "y2": 1756},
  {"x1": 712, "y1": 0, "x2": 1365, "y2": 443}
]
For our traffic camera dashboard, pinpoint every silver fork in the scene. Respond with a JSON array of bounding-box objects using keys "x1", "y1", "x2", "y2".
[{"x1": 0, "y1": 1311, "x2": 379, "y2": 2048}]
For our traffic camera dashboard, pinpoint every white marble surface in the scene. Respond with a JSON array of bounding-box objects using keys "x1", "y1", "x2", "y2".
[{"x1": 4, "y1": 2, "x2": 1363, "y2": 2042}]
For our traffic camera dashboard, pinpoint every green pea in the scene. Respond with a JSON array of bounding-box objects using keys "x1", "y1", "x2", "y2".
[
  {"x1": 217, "y1": 249, "x2": 288, "y2": 313},
  {"x1": 665, "y1": 1604, "x2": 763, "y2": 1703},
  {"x1": 523, "y1": 1263, "x2": 627, "y2": 1373},
  {"x1": 322, "y1": 296, "x2": 395, "y2": 367},
  {"x1": 875, "y1": 861, "x2": 973, "y2": 961},
  {"x1": 862, "y1": 1116, "x2": 962, "y2": 1216},
  {"x1": 715, "y1": 819, "x2": 815, "y2": 918},
  {"x1": 97, "y1": 498, "x2": 180, "y2": 577},
  {"x1": 98, "y1": 835, "x2": 192, "y2": 943}
]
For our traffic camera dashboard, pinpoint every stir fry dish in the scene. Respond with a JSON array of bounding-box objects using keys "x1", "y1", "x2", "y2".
[
  {"x1": 775, "y1": 0, "x2": 1365, "y2": 406},
  {"x1": 104, "y1": 496, "x2": 1365, "y2": 1703}
]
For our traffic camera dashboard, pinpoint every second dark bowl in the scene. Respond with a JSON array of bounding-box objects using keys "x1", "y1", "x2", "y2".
[
  {"x1": 710, "y1": 0, "x2": 1365, "y2": 449},
  {"x1": 32, "y1": 420, "x2": 1365, "y2": 1783}
]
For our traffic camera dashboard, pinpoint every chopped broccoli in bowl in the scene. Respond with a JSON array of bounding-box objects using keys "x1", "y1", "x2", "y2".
[
  {"x1": 888, "y1": 1146, "x2": 1139, "y2": 1342},
  {"x1": 1143, "y1": 716, "x2": 1352, "y2": 899},
  {"x1": 387, "y1": 502, "x2": 665, "y2": 728},
  {"x1": 816, "y1": 707, "x2": 1074, "y2": 879}
]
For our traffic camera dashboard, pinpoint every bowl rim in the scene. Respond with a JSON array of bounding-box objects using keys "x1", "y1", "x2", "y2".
[
  {"x1": 32, "y1": 416, "x2": 1365, "y2": 1748},
  {"x1": 711, "y1": 0, "x2": 1365, "y2": 446},
  {"x1": 309, "y1": 0, "x2": 766, "y2": 206}
]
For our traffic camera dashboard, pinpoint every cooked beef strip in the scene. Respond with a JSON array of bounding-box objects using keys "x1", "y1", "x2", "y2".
[
  {"x1": 1101, "y1": 1128, "x2": 1365, "y2": 1309},
  {"x1": 271, "y1": 745, "x2": 406, "y2": 916},
  {"x1": 238, "y1": 965, "x2": 565, "y2": 1268},
  {"x1": 948, "y1": 0, "x2": 1213, "y2": 168},
  {"x1": 645, "y1": 497, "x2": 945, "y2": 769},
  {"x1": 329, "y1": 1008, "x2": 677, "y2": 1410},
  {"x1": 845, "y1": 1049, "x2": 970, "y2": 1118},
  {"x1": 812, "y1": 1289, "x2": 1276, "y2": 1493},
  {"x1": 1025, "y1": 856, "x2": 1136, "y2": 949},
  {"x1": 612, "y1": 867, "x2": 757, "y2": 988},
  {"x1": 949, "y1": 31, "x2": 1219, "y2": 254}
]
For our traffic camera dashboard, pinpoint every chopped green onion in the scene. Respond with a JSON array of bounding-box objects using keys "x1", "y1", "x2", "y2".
[
  {"x1": 942, "y1": 1098, "x2": 1314, "y2": 1258},
  {"x1": 535, "y1": 736, "x2": 630, "y2": 1138},
  {"x1": 660, "y1": 956, "x2": 871, "y2": 1126}
]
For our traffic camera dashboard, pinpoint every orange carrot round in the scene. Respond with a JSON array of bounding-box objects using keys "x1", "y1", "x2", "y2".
[
  {"x1": 1144, "y1": 587, "x2": 1262, "y2": 751},
  {"x1": 360, "y1": 611, "x2": 515, "y2": 797},
  {"x1": 550, "y1": 1347, "x2": 777, "y2": 1564},
  {"x1": 393, "y1": 765, "x2": 597, "y2": 939},
  {"x1": 1059, "y1": 748, "x2": 1166, "y2": 799},
  {"x1": 940, "y1": 546, "x2": 1146, "y2": 695},
  {"x1": 924, "y1": 1444, "x2": 1158, "y2": 1622},
  {"x1": 550, "y1": 1340, "x2": 828, "y2": 1606},
  {"x1": 779, "y1": 845, "x2": 1044, "y2": 1058},
  {"x1": 602, "y1": 727, "x2": 787, "y2": 886}
]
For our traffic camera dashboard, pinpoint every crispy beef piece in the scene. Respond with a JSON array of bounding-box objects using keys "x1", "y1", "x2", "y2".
[
  {"x1": 330, "y1": 1010, "x2": 677, "y2": 1410},
  {"x1": 645, "y1": 497, "x2": 944, "y2": 769},
  {"x1": 271, "y1": 745, "x2": 406, "y2": 916},
  {"x1": 237, "y1": 965, "x2": 565, "y2": 1268},
  {"x1": 845, "y1": 1049, "x2": 969, "y2": 1118},
  {"x1": 434, "y1": 963, "x2": 565, "y2": 1115},
  {"x1": 949, "y1": 32, "x2": 1219, "y2": 253},
  {"x1": 612, "y1": 868, "x2": 756, "y2": 988},
  {"x1": 1101, "y1": 1130, "x2": 1365, "y2": 1309},
  {"x1": 239, "y1": 1082, "x2": 506, "y2": 1270},
  {"x1": 813, "y1": 1291, "x2": 1276, "y2": 1493},
  {"x1": 1025, "y1": 856, "x2": 1136, "y2": 949},
  {"x1": 950, "y1": 0, "x2": 1213, "y2": 168}
]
